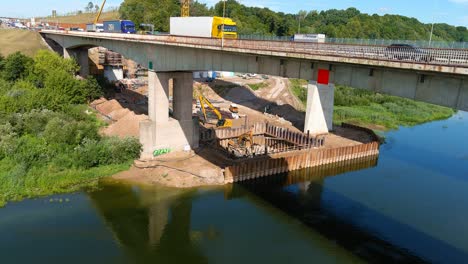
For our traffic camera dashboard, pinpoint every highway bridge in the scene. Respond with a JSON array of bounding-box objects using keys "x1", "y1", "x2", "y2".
[{"x1": 40, "y1": 30, "x2": 468, "y2": 154}]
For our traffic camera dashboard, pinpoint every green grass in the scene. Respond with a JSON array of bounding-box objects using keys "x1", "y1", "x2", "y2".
[
  {"x1": 290, "y1": 79, "x2": 308, "y2": 102},
  {"x1": 290, "y1": 80, "x2": 455, "y2": 130},
  {"x1": 0, "y1": 159, "x2": 132, "y2": 207},
  {"x1": 248, "y1": 82, "x2": 268, "y2": 91},
  {"x1": 0, "y1": 29, "x2": 48, "y2": 57}
]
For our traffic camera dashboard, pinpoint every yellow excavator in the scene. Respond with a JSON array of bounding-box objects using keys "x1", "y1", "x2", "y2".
[
  {"x1": 228, "y1": 127, "x2": 255, "y2": 157},
  {"x1": 198, "y1": 95, "x2": 232, "y2": 128}
]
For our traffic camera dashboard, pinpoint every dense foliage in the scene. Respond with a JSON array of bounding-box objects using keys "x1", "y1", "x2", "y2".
[
  {"x1": 289, "y1": 79, "x2": 455, "y2": 130},
  {"x1": 0, "y1": 50, "x2": 142, "y2": 206},
  {"x1": 119, "y1": 0, "x2": 468, "y2": 41}
]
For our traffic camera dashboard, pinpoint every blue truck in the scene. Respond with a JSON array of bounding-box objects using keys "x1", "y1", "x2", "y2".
[{"x1": 103, "y1": 20, "x2": 136, "y2": 34}]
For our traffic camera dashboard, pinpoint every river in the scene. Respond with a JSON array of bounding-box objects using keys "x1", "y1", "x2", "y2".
[{"x1": 1, "y1": 111, "x2": 467, "y2": 264}]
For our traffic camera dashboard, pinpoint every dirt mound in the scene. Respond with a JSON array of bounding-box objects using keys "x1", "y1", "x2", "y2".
[
  {"x1": 102, "y1": 112, "x2": 147, "y2": 138},
  {"x1": 108, "y1": 108, "x2": 131, "y2": 120},
  {"x1": 95, "y1": 99, "x2": 123, "y2": 116},
  {"x1": 224, "y1": 86, "x2": 258, "y2": 103}
]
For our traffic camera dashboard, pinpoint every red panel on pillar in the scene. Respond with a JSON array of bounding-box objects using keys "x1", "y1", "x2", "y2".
[{"x1": 317, "y1": 69, "x2": 330, "y2": 85}]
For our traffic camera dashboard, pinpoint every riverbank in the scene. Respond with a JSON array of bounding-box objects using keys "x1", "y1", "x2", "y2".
[
  {"x1": 0, "y1": 161, "x2": 131, "y2": 207},
  {"x1": 289, "y1": 79, "x2": 455, "y2": 131}
]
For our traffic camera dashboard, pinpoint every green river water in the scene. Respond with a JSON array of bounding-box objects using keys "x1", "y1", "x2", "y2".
[{"x1": 1, "y1": 111, "x2": 467, "y2": 264}]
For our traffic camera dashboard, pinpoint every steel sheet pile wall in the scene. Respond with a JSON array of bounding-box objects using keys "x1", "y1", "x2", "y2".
[{"x1": 224, "y1": 141, "x2": 379, "y2": 183}]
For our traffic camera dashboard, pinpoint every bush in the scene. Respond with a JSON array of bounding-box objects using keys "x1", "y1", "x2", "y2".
[
  {"x1": 1, "y1": 52, "x2": 33, "y2": 82},
  {"x1": 74, "y1": 137, "x2": 141, "y2": 169}
]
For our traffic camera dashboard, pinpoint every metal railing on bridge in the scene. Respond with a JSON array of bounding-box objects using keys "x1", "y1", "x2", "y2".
[{"x1": 239, "y1": 34, "x2": 468, "y2": 49}]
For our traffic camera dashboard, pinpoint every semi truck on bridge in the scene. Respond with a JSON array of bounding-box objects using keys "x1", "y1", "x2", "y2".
[
  {"x1": 103, "y1": 20, "x2": 136, "y2": 34},
  {"x1": 170, "y1": 16, "x2": 238, "y2": 39}
]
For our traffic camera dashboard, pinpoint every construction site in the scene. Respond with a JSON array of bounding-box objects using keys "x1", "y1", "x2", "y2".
[
  {"x1": 75, "y1": 0, "x2": 381, "y2": 187},
  {"x1": 86, "y1": 48, "x2": 380, "y2": 187}
]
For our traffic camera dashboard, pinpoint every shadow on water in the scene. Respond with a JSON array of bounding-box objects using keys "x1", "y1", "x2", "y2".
[{"x1": 229, "y1": 156, "x2": 429, "y2": 263}]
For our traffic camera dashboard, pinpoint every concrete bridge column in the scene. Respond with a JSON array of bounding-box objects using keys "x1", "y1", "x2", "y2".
[
  {"x1": 304, "y1": 80, "x2": 335, "y2": 135},
  {"x1": 63, "y1": 48, "x2": 89, "y2": 78},
  {"x1": 140, "y1": 71, "x2": 198, "y2": 159}
]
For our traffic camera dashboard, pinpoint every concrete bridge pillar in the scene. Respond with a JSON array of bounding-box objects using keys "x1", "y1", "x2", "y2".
[
  {"x1": 140, "y1": 71, "x2": 198, "y2": 159},
  {"x1": 304, "y1": 80, "x2": 335, "y2": 135},
  {"x1": 63, "y1": 48, "x2": 89, "y2": 78}
]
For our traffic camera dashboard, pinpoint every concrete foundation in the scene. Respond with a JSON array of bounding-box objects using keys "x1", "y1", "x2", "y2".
[
  {"x1": 141, "y1": 71, "x2": 199, "y2": 158},
  {"x1": 304, "y1": 81, "x2": 335, "y2": 135}
]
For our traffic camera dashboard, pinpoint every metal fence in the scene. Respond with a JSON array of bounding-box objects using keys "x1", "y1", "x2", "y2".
[
  {"x1": 326, "y1": 38, "x2": 468, "y2": 49},
  {"x1": 239, "y1": 34, "x2": 468, "y2": 49}
]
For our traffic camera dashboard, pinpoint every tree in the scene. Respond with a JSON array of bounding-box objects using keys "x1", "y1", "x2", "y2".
[
  {"x1": 0, "y1": 53, "x2": 4, "y2": 72},
  {"x1": 297, "y1": 10, "x2": 308, "y2": 34},
  {"x1": 2, "y1": 52, "x2": 33, "y2": 82},
  {"x1": 117, "y1": 0, "x2": 468, "y2": 41},
  {"x1": 86, "y1": 2, "x2": 94, "y2": 13},
  {"x1": 95, "y1": 4, "x2": 100, "y2": 13}
]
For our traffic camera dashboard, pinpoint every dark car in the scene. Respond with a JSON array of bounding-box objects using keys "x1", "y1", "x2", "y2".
[{"x1": 384, "y1": 44, "x2": 432, "y2": 62}]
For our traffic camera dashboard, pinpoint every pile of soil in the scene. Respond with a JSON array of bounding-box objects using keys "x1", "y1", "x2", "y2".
[
  {"x1": 91, "y1": 98, "x2": 147, "y2": 138},
  {"x1": 94, "y1": 99, "x2": 123, "y2": 116},
  {"x1": 102, "y1": 112, "x2": 147, "y2": 138}
]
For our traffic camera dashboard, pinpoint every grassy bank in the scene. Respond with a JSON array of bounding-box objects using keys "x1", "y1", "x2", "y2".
[
  {"x1": 0, "y1": 161, "x2": 131, "y2": 207},
  {"x1": 289, "y1": 79, "x2": 455, "y2": 130},
  {"x1": 249, "y1": 82, "x2": 268, "y2": 91},
  {"x1": 0, "y1": 50, "x2": 141, "y2": 207},
  {"x1": 38, "y1": 11, "x2": 119, "y2": 24},
  {"x1": 0, "y1": 29, "x2": 48, "y2": 56}
]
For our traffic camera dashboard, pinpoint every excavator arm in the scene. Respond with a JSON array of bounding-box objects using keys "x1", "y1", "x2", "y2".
[
  {"x1": 94, "y1": 0, "x2": 107, "y2": 24},
  {"x1": 198, "y1": 95, "x2": 232, "y2": 128}
]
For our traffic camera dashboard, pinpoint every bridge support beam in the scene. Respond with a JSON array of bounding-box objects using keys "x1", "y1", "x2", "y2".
[
  {"x1": 140, "y1": 71, "x2": 198, "y2": 158},
  {"x1": 304, "y1": 81, "x2": 334, "y2": 135}
]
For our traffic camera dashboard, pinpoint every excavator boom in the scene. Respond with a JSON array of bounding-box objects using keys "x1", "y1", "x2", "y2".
[
  {"x1": 181, "y1": 0, "x2": 190, "y2": 17},
  {"x1": 94, "y1": 0, "x2": 107, "y2": 24}
]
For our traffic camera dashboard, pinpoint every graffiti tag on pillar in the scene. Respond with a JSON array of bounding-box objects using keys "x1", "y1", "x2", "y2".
[{"x1": 153, "y1": 148, "x2": 171, "y2": 157}]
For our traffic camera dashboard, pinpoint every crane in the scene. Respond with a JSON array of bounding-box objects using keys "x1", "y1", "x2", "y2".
[
  {"x1": 94, "y1": 0, "x2": 107, "y2": 24},
  {"x1": 180, "y1": 0, "x2": 190, "y2": 17},
  {"x1": 198, "y1": 95, "x2": 232, "y2": 128}
]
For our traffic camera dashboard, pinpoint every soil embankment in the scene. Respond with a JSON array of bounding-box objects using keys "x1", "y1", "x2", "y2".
[{"x1": 0, "y1": 29, "x2": 48, "y2": 56}]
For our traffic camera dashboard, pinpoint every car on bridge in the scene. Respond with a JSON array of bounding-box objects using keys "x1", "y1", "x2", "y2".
[{"x1": 384, "y1": 44, "x2": 432, "y2": 62}]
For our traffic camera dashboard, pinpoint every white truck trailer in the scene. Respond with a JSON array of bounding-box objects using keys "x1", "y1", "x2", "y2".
[{"x1": 292, "y1": 34, "x2": 326, "y2": 43}]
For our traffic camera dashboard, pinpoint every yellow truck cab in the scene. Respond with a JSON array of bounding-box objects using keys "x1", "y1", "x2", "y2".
[{"x1": 212, "y1": 17, "x2": 238, "y2": 39}]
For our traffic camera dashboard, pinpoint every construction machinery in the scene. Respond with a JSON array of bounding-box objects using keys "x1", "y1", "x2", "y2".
[
  {"x1": 198, "y1": 95, "x2": 232, "y2": 128},
  {"x1": 86, "y1": 0, "x2": 106, "y2": 32},
  {"x1": 94, "y1": 0, "x2": 106, "y2": 24},
  {"x1": 180, "y1": 0, "x2": 190, "y2": 17},
  {"x1": 227, "y1": 127, "x2": 258, "y2": 158}
]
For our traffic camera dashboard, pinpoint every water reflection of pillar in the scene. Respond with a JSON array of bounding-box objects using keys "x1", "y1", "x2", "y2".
[{"x1": 148, "y1": 199, "x2": 170, "y2": 247}]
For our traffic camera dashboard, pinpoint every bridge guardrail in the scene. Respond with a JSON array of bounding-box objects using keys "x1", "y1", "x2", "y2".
[{"x1": 42, "y1": 30, "x2": 468, "y2": 68}]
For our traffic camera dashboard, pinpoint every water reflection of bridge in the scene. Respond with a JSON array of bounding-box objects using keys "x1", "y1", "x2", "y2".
[
  {"x1": 87, "y1": 156, "x2": 430, "y2": 263},
  {"x1": 88, "y1": 186, "x2": 208, "y2": 263}
]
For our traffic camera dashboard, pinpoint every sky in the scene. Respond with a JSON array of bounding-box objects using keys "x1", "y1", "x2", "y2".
[{"x1": 1, "y1": 0, "x2": 468, "y2": 27}]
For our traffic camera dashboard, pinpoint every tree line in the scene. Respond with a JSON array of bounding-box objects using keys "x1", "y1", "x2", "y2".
[{"x1": 119, "y1": 0, "x2": 468, "y2": 42}]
